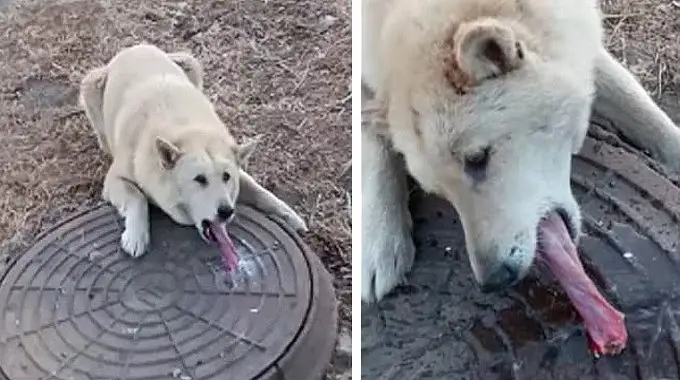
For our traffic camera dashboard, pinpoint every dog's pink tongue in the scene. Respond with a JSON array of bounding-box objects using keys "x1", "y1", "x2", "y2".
[
  {"x1": 538, "y1": 213, "x2": 627, "y2": 357},
  {"x1": 209, "y1": 222, "x2": 239, "y2": 272}
]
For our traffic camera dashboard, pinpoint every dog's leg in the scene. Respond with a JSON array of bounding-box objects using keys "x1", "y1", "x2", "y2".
[
  {"x1": 238, "y1": 170, "x2": 308, "y2": 232},
  {"x1": 361, "y1": 127, "x2": 415, "y2": 303},
  {"x1": 103, "y1": 166, "x2": 150, "y2": 258},
  {"x1": 593, "y1": 50, "x2": 680, "y2": 171},
  {"x1": 79, "y1": 65, "x2": 110, "y2": 154},
  {"x1": 167, "y1": 52, "x2": 204, "y2": 90}
]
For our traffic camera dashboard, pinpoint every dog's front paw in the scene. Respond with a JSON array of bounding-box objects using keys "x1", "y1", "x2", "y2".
[
  {"x1": 655, "y1": 131, "x2": 680, "y2": 174},
  {"x1": 361, "y1": 226, "x2": 415, "y2": 303},
  {"x1": 120, "y1": 226, "x2": 150, "y2": 258},
  {"x1": 284, "y1": 211, "x2": 308, "y2": 233},
  {"x1": 664, "y1": 150, "x2": 680, "y2": 174}
]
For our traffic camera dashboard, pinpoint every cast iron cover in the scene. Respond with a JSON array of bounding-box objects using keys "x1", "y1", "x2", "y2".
[
  {"x1": 0, "y1": 204, "x2": 337, "y2": 380},
  {"x1": 362, "y1": 119, "x2": 680, "y2": 379}
]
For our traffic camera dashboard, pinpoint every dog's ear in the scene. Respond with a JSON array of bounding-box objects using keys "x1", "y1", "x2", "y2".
[
  {"x1": 167, "y1": 51, "x2": 204, "y2": 90},
  {"x1": 156, "y1": 137, "x2": 182, "y2": 169},
  {"x1": 446, "y1": 18, "x2": 524, "y2": 92},
  {"x1": 235, "y1": 137, "x2": 259, "y2": 167}
]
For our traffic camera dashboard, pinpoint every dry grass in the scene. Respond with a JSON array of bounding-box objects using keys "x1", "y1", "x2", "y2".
[
  {"x1": 600, "y1": 0, "x2": 680, "y2": 114},
  {"x1": 0, "y1": 0, "x2": 350, "y2": 377}
]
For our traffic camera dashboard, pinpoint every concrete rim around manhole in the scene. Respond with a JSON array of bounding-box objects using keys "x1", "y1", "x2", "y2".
[{"x1": 0, "y1": 204, "x2": 337, "y2": 380}]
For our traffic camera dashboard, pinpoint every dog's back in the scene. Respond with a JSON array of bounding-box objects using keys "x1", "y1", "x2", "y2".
[
  {"x1": 99, "y1": 45, "x2": 219, "y2": 159},
  {"x1": 102, "y1": 45, "x2": 191, "y2": 147}
]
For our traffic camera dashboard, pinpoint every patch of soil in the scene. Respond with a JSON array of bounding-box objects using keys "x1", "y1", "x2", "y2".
[
  {"x1": 601, "y1": 0, "x2": 680, "y2": 120},
  {"x1": 0, "y1": 0, "x2": 350, "y2": 378}
]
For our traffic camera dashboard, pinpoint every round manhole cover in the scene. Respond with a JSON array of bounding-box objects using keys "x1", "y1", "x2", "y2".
[
  {"x1": 0, "y1": 205, "x2": 337, "y2": 380},
  {"x1": 361, "y1": 119, "x2": 680, "y2": 379}
]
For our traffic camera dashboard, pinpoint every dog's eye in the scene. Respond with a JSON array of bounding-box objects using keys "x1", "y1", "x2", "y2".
[
  {"x1": 193, "y1": 174, "x2": 208, "y2": 186},
  {"x1": 464, "y1": 147, "x2": 491, "y2": 172},
  {"x1": 222, "y1": 172, "x2": 230, "y2": 182}
]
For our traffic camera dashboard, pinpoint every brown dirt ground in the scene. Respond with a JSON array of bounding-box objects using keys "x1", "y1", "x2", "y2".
[
  {"x1": 0, "y1": 0, "x2": 351, "y2": 378},
  {"x1": 601, "y1": 0, "x2": 680, "y2": 117}
]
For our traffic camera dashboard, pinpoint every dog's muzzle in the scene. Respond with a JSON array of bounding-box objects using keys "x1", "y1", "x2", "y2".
[
  {"x1": 478, "y1": 260, "x2": 522, "y2": 293},
  {"x1": 217, "y1": 205, "x2": 235, "y2": 222}
]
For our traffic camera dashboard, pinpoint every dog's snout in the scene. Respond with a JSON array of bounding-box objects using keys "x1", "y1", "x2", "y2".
[
  {"x1": 479, "y1": 262, "x2": 521, "y2": 293},
  {"x1": 217, "y1": 205, "x2": 234, "y2": 221}
]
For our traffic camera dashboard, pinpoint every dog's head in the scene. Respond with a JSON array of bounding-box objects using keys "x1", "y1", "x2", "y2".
[
  {"x1": 374, "y1": 14, "x2": 600, "y2": 291},
  {"x1": 154, "y1": 133, "x2": 256, "y2": 241}
]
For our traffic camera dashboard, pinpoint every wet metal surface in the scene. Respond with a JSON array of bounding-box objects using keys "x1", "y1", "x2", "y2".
[
  {"x1": 0, "y1": 205, "x2": 337, "y2": 380},
  {"x1": 361, "y1": 120, "x2": 680, "y2": 379}
]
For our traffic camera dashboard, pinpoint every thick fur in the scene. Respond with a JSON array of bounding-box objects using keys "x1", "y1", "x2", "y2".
[
  {"x1": 362, "y1": 0, "x2": 680, "y2": 302},
  {"x1": 79, "y1": 44, "x2": 307, "y2": 257}
]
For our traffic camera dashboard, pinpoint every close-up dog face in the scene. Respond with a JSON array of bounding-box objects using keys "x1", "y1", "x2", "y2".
[
  {"x1": 379, "y1": 16, "x2": 598, "y2": 291},
  {"x1": 155, "y1": 136, "x2": 255, "y2": 241}
]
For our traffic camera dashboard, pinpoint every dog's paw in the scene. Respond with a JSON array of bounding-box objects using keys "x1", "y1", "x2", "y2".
[
  {"x1": 664, "y1": 151, "x2": 680, "y2": 174},
  {"x1": 361, "y1": 228, "x2": 415, "y2": 303},
  {"x1": 284, "y1": 211, "x2": 309, "y2": 233},
  {"x1": 655, "y1": 131, "x2": 680, "y2": 174},
  {"x1": 120, "y1": 227, "x2": 150, "y2": 258}
]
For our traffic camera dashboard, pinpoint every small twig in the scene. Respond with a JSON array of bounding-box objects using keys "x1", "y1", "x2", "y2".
[
  {"x1": 339, "y1": 159, "x2": 351, "y2": 179},
  {"x1": 601, "y1": 12, "x2": 642, "y2": 20},
  {"x1": 620, "y1": 36, "x2": 627, "y2": 66},
  {"x1": 656, "y1": 52, "x2": 665, "y2": 98},
  {"x1": 307, "y1": 193, "x2": 323, "y2": 228},
  {"x1": 295, "y1": 117, "x2": 309, "y2": 131},
  {"x1": 327, "y1": 92, "x2": 351, "y2": 108},
  {"x1": 56, "y1": 109, "x2": 84, "y2": 121},
  {"x1": 606, "y1": 15, "x2": 630, "y2": 47}
]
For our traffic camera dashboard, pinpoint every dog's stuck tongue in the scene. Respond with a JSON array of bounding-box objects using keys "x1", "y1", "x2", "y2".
[
  {"x1": 209, "y1": 222, "x2": 239, "y2": 272},
  {"x1": 536, "y1": 212, "x2": 628, "y2": 357}
]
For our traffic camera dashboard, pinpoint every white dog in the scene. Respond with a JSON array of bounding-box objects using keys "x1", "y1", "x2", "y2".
[
  {"x1": 362, "y1": 0, "x2": 680, "y2": 302},
  {"x1": 79, "y1": 44, "x2": 307, "y2": 262}
]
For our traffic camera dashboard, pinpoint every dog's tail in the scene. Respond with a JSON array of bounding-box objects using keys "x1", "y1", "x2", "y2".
[
  {"x1": 167, "y1": 51, "x2": 204, "y2": 90},
  {"x1": 79, "y1": 65, "x2": 111, "y2": 154}
]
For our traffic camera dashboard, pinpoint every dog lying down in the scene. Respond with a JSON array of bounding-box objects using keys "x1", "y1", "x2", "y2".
[{"x1": 79, "y1": 44, "x2": 307, "y2": 271}]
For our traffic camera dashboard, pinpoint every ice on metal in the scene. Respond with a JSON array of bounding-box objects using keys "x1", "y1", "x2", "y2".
[
  {"x1": 88, "y1": 249, "x2": 107, "y2": 261},
  {"x1": 214, "y1": 244, "x2": 268, "y2": 290}
]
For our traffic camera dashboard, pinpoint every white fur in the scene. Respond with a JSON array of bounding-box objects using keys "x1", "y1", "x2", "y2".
[
  {"x1": 362, "y1": 0, "x2": 680, "y2": 302},
  {"x1": 80, "y1": 44, "x2": 307, "y2": 258}
]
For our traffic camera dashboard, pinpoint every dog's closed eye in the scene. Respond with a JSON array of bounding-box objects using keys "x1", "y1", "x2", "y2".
[
  {"x1": 194, "y1": 174, "x2": 208, "y2": 186},
  {"x1": 222, "y1": 172, "x2": 230, "y2": 182}
]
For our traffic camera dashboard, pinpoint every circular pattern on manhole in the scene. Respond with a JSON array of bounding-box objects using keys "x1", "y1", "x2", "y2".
[
  {"x1": 361, "y1": 120, "x2": 680, "y2": 379},
  {"x1": 0, "y1": 205, "x2": 337, "y2": 380}
]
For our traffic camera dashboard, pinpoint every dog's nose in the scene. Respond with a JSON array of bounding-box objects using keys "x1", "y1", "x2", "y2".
[
  {"x1": 217, "y1": 205, "x2": 234, "y2": 221},
  {"x1": 479, "y1": 262, "x2": 521, "y2": 293}
]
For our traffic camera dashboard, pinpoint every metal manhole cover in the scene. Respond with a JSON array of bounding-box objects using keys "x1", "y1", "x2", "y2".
[
  {"x1": 0, "y1": 204, "x2": 337, "y2": 380},
  {"x1": 361, "y1": 119, "x2": 680, "y2": 379}
]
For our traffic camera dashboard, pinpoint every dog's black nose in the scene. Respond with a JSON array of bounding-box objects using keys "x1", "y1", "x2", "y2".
[
  {"x1": 479, "y1": 262, "x2": 521, "y2": 293},
  {"x1": 217, "y1": 205, "x2": 234, "y2": 221}
]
